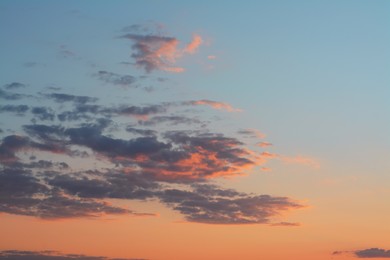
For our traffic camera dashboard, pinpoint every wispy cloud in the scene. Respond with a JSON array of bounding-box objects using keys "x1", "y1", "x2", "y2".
[{"x1": 185, "y1": 99, "x2": 242, "y2": 112}]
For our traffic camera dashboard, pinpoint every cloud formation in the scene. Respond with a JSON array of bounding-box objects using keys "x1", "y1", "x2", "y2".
[
  {"x1": 119, "y1": 26, "x2": 203, "y2": 73},
  {"x1": 0, "y1": 23, "x2": 304, "y2": 225}
]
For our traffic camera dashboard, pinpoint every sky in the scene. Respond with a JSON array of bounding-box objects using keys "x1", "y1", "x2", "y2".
[{"x1": 0, "y1": 0, "x2": 389, "y2": 259}]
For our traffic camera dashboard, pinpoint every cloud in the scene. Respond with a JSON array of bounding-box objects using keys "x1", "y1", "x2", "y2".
[
  {"x1": 0, "y1": 89, "x2": 25, "y2": 100},
  {"x1": 58, "y1": 45, "x2": 78, "y2": 59},
  {"x1": 0, "y1": 111, "x2": 299, "y2": 222},
  {"x1": 184, "y1": 34, "x2": 203, "y2": 54},
  {"x1": 355, "y1": 248, "x2": 390, "y2": 258},
  {"x1": 0, "y1": 168, "x2": 133, "y2": 219},
  {"x1": 184, "y1": 100, "x2": 242, "y2": 112},
  {"x1": 333, "y1": 248, "x2": 390, "y2": 258},
  {"x1": 45, "y1": 93, "x2": 98, "y2": 104},
  {"x1": 114, "y1": 105, "x2": 168, "y2": 119},
  {"x1": 0, "y1": 134, "x2": 69, "y2": 164},
  {"x1": 159, "y1": 184, "x2": 303, "y2": 224},
  {"x1": 238, "y1": 129, "x2": 266, "y2": 139},
  {"x1": 138, "y1": 116, "x2": 203, "y2": 126},
  {"x1": 31, "y1": 107, "x2": 55, "y2": 121},
  {"x1": 0, "y1": 22, "x2": 304, "y2": 225},
  {"x1": 3, "y1": 82, "x2": 26, "y2": 89},
  {"x1": 125, "y1": 127, "x2": 157, "y2": 136},
  {"x1": 119, "y1": 33, "x2": 183, "y2": 73},
  {"x1": 0, "y1": 83, "x2": 301, "y2": 223},
  {"x1": 46, "y1": 170, "x2": 159, "y2": 200},
  {"x1": 0, "y1": 250, "x2": 148, "y2": 260},
  {"x1": 257, "y1": 142, "x2": 272, "y2": 147},
  {"x1": 119, "y1": 28, "x2": 203, "y2": 73},
  {"x1": 96, "y1": 71, "x2": 137, "y2": 87},
  {"x1": 270, "y1": 222, "x2": 301, "y2": 226},
  {"x1": 0, "y1": 105, "x2": 29, "y2": 114}
]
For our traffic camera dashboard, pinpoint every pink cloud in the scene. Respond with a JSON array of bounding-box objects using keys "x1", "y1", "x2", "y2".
[
  {"x1": 257, "y1": 141, "x2": 272, "y2": 147},
  {"x1": 184, "y1": 34, "x2": 203, "y2": 54},
  {"x1": 189, "y1": 99, "x2": 242, "y2": 112}
]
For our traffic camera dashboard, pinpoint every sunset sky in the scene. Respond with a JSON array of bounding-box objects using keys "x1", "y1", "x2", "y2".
[{"x1": 1, "y1": 1, "x2": 389, "y2": 259}]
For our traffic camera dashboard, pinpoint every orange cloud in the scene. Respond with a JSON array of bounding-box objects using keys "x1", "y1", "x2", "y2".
[
  {"x1": 261, "y1": 151, "x2": 278, "y2": 158},
  {"x1": 257, "y1": 141, "x2": 272, "y2": 147},
  {"x1": 184, "y1": 34, "x2": 203, "y2": 54},
  {"x1": 190, "y1": 99, "x2": 242, "y2": 112},
  {"x1": 207, "y1": 55, "x2": 217, "y2": 60}
]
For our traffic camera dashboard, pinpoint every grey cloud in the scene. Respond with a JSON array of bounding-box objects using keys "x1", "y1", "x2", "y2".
[
  {"x1": 0, "y1": 105, "x2": 29, "y2": 114},
  {"x1": 23, "y1": 124, "x2": 65, "y2": 141},
  {"x1": 47, "y1": 170, "x2": 159, "y2": 200},
  {"x1": 159, "y1": 184, "x2": 303, "y2": 224},
  {"x1": 355, "y1": 248, "x2": 390, "y2": 258},
  {"x1": 0, "y1": 134, "x2": 68, "y2": 164},
  {"x1": 121, "y1": 23, "x2": 162, "y2": 34},
  {"x1": 0, "y1": 168, "x2": 130, "y2": 219},
  {"x1": 0, "y1": 135, "x2": 31, "y2": 163},
  {"x1": 3, "y1": 82, "x2": 26, "y2": 89},
  {"x1": 45, "y1": 93, "x2": 98, "y2": 104},
  {"x1": 57, "y1": 104, "x2": 102, "y2": 122},
  {"x1": 9, "y1": 160, "x2": 69, "y2": 170},
  {"x1": 31, "y1": 107, "x2": 55, "y2": 121},
  {"x1": 114, "y1": 104, "x2": 168, "y2": 117},
  {"x1": 125, "y1": 127, "x2": 157, "y2": 136},
  {"x1": 65, "y1": 125, "x2": 170, "y2": 159},
  {"x1": 0, "y1": 250, "x2": 147, "y2": 260},
  {"x1": 139, "y1": 116, "x2": 202, "y2": 126},
  {"x1": 0, "y1": 89, "x2": 24, "y2": 100},
  {"x1": 96, "y1": 71, "x2": 136, "y2": 87}
]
